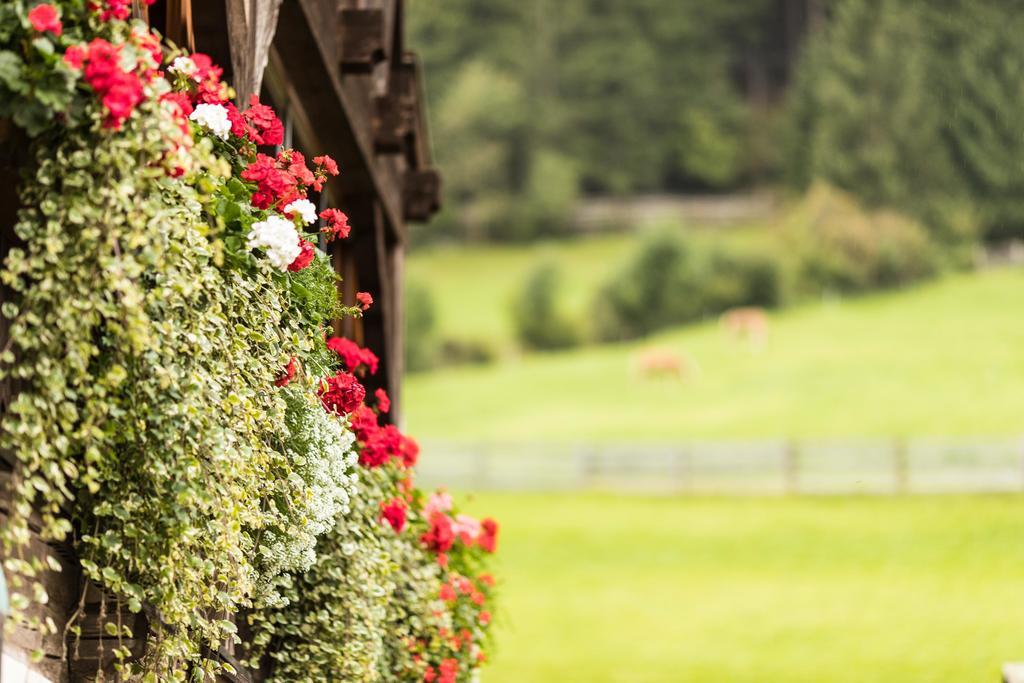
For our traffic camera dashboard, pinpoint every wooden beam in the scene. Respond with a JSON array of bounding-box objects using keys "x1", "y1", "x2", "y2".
[
  {"x1": 226, "y1": 0, "x2": 285, "y2": 105},
  {"x1": 403, "y1": 168, "x2": 441, "y2": 221},
  {"x1": 277, "y1": 2, "x2": 406, "y2": 241},
  {"x1": 338, "y1": 8, "x2": 387, "y2": 74},
  {"x1": 165, "y1": 0, "x2": 196, "y2": 52}
]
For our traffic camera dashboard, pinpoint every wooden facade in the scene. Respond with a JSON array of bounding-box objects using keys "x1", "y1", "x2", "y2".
[{"x1": 0, "y1": 1, "x2": 439, "y2": 680}]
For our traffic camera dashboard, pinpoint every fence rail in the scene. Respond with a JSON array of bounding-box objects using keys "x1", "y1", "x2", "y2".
[{"x1": 414, "y1": 437, "x2": 1024, "y2": 495}]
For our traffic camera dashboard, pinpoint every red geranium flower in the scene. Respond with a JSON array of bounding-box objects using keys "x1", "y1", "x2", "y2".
[
  {"x1": 380, "y1": 498, "x2": 407, "y2": 533},
  {"x1": 356, "y1": 291, "x2": 373, "y2": 311},
  {"x1": 314, "y1": 154, "x2": 339, "y2": 176},
  {"x1": 312, "y1": 154, "x2": 339, "y2": 190},
  {"x1": 242, "y1": 95, "x2": 284, "y2": 146},
  {"x1": 326, "y1": 336, "x2": 379, "y2": 375},
  {"x1": 28, "y1": 4, "x2": 62, "y2": 35},
  {"x1": 438, "y1": 659, "x2": 459, "y2": 683},
  {"x1": 81, "y1": 39, "x2": 144, "y2": 129},
  {"x1": 275, "y1": 357, "x2": 298, "y2": 387},
  {"x1": 479, "y1": 611, "x2": 491, "y2": 626},
  {"x1": 318, "y1": 371, "x2": 365, "y2": 416},
  {"x1": 349, "y1": 404, "x2": 380, "y2": 442},
  {"x1": 478, "y1": 518, "x2": 499, "y2": 553},
  {"x1": 374, "y1": 388, "x2": 390, "y2": 414},
  {"x1": 421, "y1": 512, "x2": 455, "y2": 553},
  {"x1": 63, "y1": 45, "x2": 85, "y2": 70},
  {"x1": 288, "y1": 239, "x2": 315, "y2": 272},
  {"x1": 319, "y1": 208, "x2": 351, "y2": 241}
]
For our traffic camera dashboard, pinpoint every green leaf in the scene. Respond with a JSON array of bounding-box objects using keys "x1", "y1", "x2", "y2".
[{"x1": 0, "y1": 50, "x2": 26, "y2": 93}]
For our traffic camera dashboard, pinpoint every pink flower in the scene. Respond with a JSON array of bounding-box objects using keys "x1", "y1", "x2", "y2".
[
  {"x1": 452, "y1": 514, "x2": 482, "y2": 546},
  {"x1": 28, "y1": 4, "x2": 62, "y2": 35},
  {"x1": 423, "y1": 490, "x2": 453, "y2": 518},
  {"x1": 356, "y1": 291, "x2": 373, "y2": 311}
]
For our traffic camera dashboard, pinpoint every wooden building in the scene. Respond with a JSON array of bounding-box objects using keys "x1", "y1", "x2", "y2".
[{"x1": 0, "y1": 0, "x2": 440, "y2": 679}]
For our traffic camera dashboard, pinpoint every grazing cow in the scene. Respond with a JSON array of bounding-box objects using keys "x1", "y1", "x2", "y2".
[
  {"x1": 720, "y1": 306, "x2": 769, "y2": 348},
  {"x1": 634, "y1": 348, "x2": 698, "y2": 381}
]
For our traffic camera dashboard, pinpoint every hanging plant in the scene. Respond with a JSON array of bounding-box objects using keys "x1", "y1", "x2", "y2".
[{"x1": 0, "y1": 2, "x2": 500, "y2": 681}]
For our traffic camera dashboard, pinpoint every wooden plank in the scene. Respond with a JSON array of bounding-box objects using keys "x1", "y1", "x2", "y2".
[
  {"x1": 283, "y1": 0, "x2": 406, "y2": 241},
  {"x1": 403, "y1": 169, "x2": 441, "y2": 221},
  {"x1": 226, "y1": 0, "x2": 285, "y2": 105},
  {"x1": 165, "y1": 0, "x2": 196, "y2": 52},
  {"x1": 337, "y1": 8, "x2": 387, "y2": 74}
]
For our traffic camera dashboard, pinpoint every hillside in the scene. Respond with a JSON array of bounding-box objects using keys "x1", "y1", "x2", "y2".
[{"x1": 404, "y1": 268, "x2": 1024, "y2": 441}]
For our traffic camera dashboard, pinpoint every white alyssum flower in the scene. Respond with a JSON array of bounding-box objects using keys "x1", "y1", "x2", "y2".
[
  {"x1": 257, "y1": 402, "x2": 361, "y2": 605},
  {"x1": 168, "y1": 56, "x2": 198, "y2": 80},
  {"x1": 247, "y1": 215, "x2": 302, "y2": 270},
  {"x1": 283, "y1": 198, "x2": 318, "y2": 225},
  {"x1": 189, "y1": 103, "x2": 232, "y2": 140}
]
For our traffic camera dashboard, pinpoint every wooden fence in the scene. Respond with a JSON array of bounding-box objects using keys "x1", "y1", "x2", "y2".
[{"x1": 414, "y1": 437, "x2": 1024, "y2": 495}]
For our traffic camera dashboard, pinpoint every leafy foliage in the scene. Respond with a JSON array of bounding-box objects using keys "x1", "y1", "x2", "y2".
[{"x1": 786, "y1": 0, "x2": 1024, "y2": 241}]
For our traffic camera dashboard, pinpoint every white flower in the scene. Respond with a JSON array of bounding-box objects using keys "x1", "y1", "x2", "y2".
[
  {"x1": 189, "y1": 103, "x2": 231, "y2": 140},
  {"x1": 247, "y1": 215, "x2": 302, "y2": 269},
  {"x1": 168, "y1": 56, "x2": 198, "y2": 80},
  {"x1": 284, "y1": 198, "x2": 318, "y2": 225}
]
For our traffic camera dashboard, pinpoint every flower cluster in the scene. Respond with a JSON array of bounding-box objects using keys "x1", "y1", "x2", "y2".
[
  {"x1": 76, "y1": 38, "x2": 146, "y2": 129},
  {"x1": 247, "y1": 214, "x2": 303, "y2": 270},
  {"x1": 327, "y1": 335, "x2": 380, "y2": 375},
  {"x1": 91, "y1": 0, "x2": 157, "y2": 22},
  {"x1": 318, "y1": 371, "x2": 366, "y2": 415},
  {"x1": 241, "y1": 150, "x2": 337, "y2": 211},
  {"x1": 227, "y1": 95, "x2": 285, "y2": 146}
]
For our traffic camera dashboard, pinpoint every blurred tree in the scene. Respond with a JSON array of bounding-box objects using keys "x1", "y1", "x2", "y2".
[
  {"x1": 512, "y1": 263, "x2": 580, "y2": 350},
  {"x1": 785, "y1": 0, "x2": 960, "y2": 224},
  {"x1": 408, "y1": 0, "x2": 789, "y2": 241},
  {"x1": 787, "y1": 0, "x2": 1024, "y2": 242}
]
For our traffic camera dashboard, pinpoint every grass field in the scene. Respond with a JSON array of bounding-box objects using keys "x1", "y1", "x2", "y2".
[
  {"x1": 468, "y1": 493, "x2": 1024, "y2": 683},
  {"x1": 406, "y1": 234, "x2": 637, "y2": 349},
  {"x1": 404, "y1": 267, "x2": 1024, "y2": 441}
]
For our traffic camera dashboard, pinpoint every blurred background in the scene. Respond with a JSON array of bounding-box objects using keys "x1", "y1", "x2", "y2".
[{"x1": 403, "y1": 1, "x2": 1024, "y2": 680}]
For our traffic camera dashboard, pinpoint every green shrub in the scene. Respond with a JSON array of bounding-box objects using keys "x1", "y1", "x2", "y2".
[
  {"x1": 700, "y1": 246, "x2": 784, "y2": 311},
  {"x1": 789, "y1": 184, "x2": 940, "y2": 294},
  {"x1": 404, "y1": 278, "x2": 438, "y2": 373},
  {"x1": 593, "y1": 231, "x2": 703, "y2": 341},
  {"x1": 437, "y1": 337, "x2": 498, "y2": 366},
  {"x1": 512, "y1": 262, "x2": 580, "y2": 350}
]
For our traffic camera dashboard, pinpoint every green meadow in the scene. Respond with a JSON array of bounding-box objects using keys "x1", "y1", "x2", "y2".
[
  {"x1": 468, "y1": 493, "x2": 1024, "y2": 683},
  {"x1": 405, "y1": 266, "x2": 1024, "y2": 441}
]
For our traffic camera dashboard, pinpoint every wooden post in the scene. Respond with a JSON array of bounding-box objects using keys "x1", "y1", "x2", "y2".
[
  {"x1": 226, "y1": 0, "x2": 285, "y2": 105},
  {"x1": 165, "y1": 0, "x2": 195, "y2": 52},
  {"x1": 671, "y1": 447, "x2": 691, "y2": 494},
  {"x1": 893, "y1": 438, "x2": 909, "y2": 494},
  {"x1": 784, "y1": 439, "x2": 800, "y2": 494}
]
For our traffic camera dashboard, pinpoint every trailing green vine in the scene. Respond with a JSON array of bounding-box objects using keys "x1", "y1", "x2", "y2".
[{"x1": 0, "y1": 2, "x2": 500, "y2": 681}]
